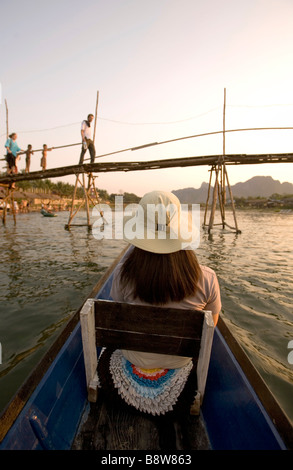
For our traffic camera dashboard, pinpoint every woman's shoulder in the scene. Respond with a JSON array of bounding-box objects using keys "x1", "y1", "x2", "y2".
[
  {"x1": 199, "y1": 265, "x2": 217, "y2": 278},
  {"x1": 199, "y1": 265, "x2": 219, "y2": 289}
]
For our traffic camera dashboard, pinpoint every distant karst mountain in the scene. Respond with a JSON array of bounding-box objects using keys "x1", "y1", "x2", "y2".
[{"x1": 172, "y1": 176, "x2": 293, "y2": 203}]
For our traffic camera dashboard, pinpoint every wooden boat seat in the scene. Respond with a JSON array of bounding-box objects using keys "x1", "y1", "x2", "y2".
[{"x1": 80, "y1": 299, "x2": 215, "y2": 415}]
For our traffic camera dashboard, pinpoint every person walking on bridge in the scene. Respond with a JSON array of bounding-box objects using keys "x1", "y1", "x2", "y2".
[
  {"x1": 4, "y1": 133, "x2": 23, "y2": 174},
  {"x1": 79, "y1": 114, "x2": 96, "y2": 164}
]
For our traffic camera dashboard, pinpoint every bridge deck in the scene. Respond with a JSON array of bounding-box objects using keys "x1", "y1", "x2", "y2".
[{"x1": 0, "y1": 153, "x2": 293, "y2": 185}]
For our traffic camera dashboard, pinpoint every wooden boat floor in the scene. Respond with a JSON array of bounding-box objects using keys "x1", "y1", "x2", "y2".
[{"x1": 72, "y1": 391, "x2": 210, "y2": 451}]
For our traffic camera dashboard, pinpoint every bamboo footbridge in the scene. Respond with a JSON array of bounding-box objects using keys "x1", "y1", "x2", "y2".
[
  {"x1": 1, "y1": 151, "x2": 293, "y2": 185},
  {"x1": 1, "y1": 150, "x2": 292, "y2": 232},
  {"x1": 1, "y1": 89, "x2": 293, "y2": 232}
]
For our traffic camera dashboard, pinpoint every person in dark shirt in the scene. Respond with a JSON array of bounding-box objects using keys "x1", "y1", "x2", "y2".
[{"x1": 79, "y1": 114, "x2": 96, "y2": 164}]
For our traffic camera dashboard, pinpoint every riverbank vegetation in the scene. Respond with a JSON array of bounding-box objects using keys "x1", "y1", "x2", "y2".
[
  {"x1": 234, "y1": 194, "x2": 293, "y2": 210},
  {"x1": 15, "y1": 179, "x2": 140, "y2": 204},
  {"x1": 11, "y1": 179, "x2": 293, "y2": 211}
]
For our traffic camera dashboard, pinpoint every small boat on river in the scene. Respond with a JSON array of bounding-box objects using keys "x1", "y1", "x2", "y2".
[
  {"x1": 0, "y1": 247, "x2": 292, "y2": 451},
  {"x1": 41, "y1": 208, "x2": 57, "y2": 217}
]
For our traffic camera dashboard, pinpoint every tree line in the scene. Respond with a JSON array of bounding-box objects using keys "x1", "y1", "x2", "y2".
[{"x1": 16, "y1": 179, "x2": 140, "y2": 203}]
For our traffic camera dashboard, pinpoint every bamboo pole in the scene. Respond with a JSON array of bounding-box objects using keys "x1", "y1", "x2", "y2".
[
  {"x1": 4, "y1": 99, "x2": 9, "y2": 174},
  {"x1": 66, "y1": 174, "x2": 80, "y2": 228},
  {"x1": 82, "y1": 173, "x2": 91, "y2": 229},
  {"x1": 2, "y1": 188, "x2": 7, "y2": 225},
  {"x1": 2, "y1": 125, "x2": 293, "y2": 164},
  {"x1": 5, "y1": 99, "x2": 8, "y2": 139},
  {"x1": 87, "y1": 91, "x2": 100, "y2": 187},
  {"x1": 217, "y1": 176, "x2": 225, "y2": 225},
  {"x1": 223, "y1": 89, "x2": 226, "y2": 157},
  {"x1": 222, "y1": 88, "x2": 226, "y2": 228},
  {"x1": 1, "y1": 185, "x2": 16, "y2": 226},
  {"x1": 65, "y1": 173, "x2": 93, "y2": 230},
  {"x1": 203, "y1": 167, "x2": 213, "y2": 226},
  {"x1": 224, "y1": 165, "x2": 241, "y2": 234},
  {"x1": 65, "y1": 175, "x2": 101, "y2": 230},
  {"x1": 91, "y1": 175, "x2": 100, "y2": 202},
  {"x1": 10, "y1": 187, "x2": 16, "y2": 225},
  {"x1": 67, "y1": 199, "x2": 84, "y2": 223},
  {"x1": 93, "y1": 90, "x2": 99, "y2": 145},
  {"x1": 65, "y1": 92, "x2": 99, "y2": 230},
  {"x1": 86, "y1": 173, "x2": 106, "y2": 224},
  {"x1": 208, "y1": 167, "x2": 219, "y2": 233},
  {"x1": 2, "y1": 204, "x2": 7, "y2": 225}
]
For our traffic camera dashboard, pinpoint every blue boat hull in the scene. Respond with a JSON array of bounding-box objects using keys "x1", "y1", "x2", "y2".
[{"x1": 0, "y1": 265, "x2": 290, "y2": 450}]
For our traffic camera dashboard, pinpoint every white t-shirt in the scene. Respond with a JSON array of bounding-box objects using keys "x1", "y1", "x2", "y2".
[
  {"x1": 81, "y1": 120, "x2": 92, "y2": 140},
  {"x1": 110, "y1": 260, "x2": 221, "y2": 369}
]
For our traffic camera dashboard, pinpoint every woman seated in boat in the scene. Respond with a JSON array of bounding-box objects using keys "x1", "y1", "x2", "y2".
[{"x1": 97, "y1": 191, "x2": 221, "y2": 420}]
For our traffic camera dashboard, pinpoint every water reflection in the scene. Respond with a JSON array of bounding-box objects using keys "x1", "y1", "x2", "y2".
[
  {"x1": 201, "y1": 215, "x2": 293, "y2": 420},
  {"x1": 2, "y1": 227, "x2": 23, "y2": 299}
]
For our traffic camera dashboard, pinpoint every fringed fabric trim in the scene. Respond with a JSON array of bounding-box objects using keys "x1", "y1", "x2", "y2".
[{"x1": 97, "y1": 348, "x2": 194, "y2": 416}]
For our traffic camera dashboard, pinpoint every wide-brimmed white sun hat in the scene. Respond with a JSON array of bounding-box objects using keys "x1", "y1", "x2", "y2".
[{"x1": 123, "y1": 190, "x2": 199, "y2": 254}]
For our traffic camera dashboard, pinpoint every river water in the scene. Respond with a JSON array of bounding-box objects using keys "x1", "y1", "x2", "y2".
[{"x1": 0, "y1": 209, "x2": 292, "y2": 423}]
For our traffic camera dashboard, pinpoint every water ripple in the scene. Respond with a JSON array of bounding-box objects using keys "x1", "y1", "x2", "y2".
[{"x1": 0, "y1": 209, "x2": 292, "y2": 422}]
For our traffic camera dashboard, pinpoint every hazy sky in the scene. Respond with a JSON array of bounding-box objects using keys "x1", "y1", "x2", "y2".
[{"x1": 1, "y1": 0, "x2": 293, "y2": 196}]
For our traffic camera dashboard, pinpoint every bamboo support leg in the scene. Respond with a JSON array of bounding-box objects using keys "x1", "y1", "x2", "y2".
[
  {"x1": 224, "y1": 165, "x2": 241, "y2": 234},
  {"x1": 91, "y1": 176, "x2": 101, "y2": 204},
  {"x1": 10, "y1": 190, "x2": 16, "y2": 225},
  {"x1": 2, "y1": 204, "x2": 7, "y2": 226},
  {"x1": 65, "y1": 171, "x2": 100, "y2": 230},
  {"x1": 217, "y1": 175, "x2": 225, "y2": 228},
  {"x1": 203, "y1": 167, "x2": 213, "y2": 226},
  {"x1": 82, "y1": 173, "x2": 91, "y2": 228},
  {"x1": 220, "y1": 164, "x2": 226, "y2": 228},
  {"x1": 208, "y1": 167, "x2": 219, "y2": 233},
  {"x1": 93, "y1": 91, "x2": 99, "y2": 145},
  {"x1": 67, "y1": 174, "x2": 80, "y2": 227},
  {"x1": 87, "y1": 172, "x2": 92, "y2": 191},
  {"x1": 1, "y1": 186, "x2": 16, "y2": 226}
]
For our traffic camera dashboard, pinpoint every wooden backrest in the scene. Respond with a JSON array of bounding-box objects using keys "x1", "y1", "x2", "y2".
[
  {"x1": 94, "y1": 299, "x2": 204, "y2": 357},
  {"x1": 80, "y1": 298, "x2": 215, "y2": 406}
]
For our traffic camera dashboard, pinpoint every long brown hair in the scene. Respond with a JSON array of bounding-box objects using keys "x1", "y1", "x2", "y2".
[{"x1": 120, "y1": 247, "x2": 202, "y2": 305}]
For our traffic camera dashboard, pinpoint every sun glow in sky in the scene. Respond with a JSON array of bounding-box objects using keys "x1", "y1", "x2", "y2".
[{"x1": 1, "y1": 0, "x2": 293, "y2": 196}]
